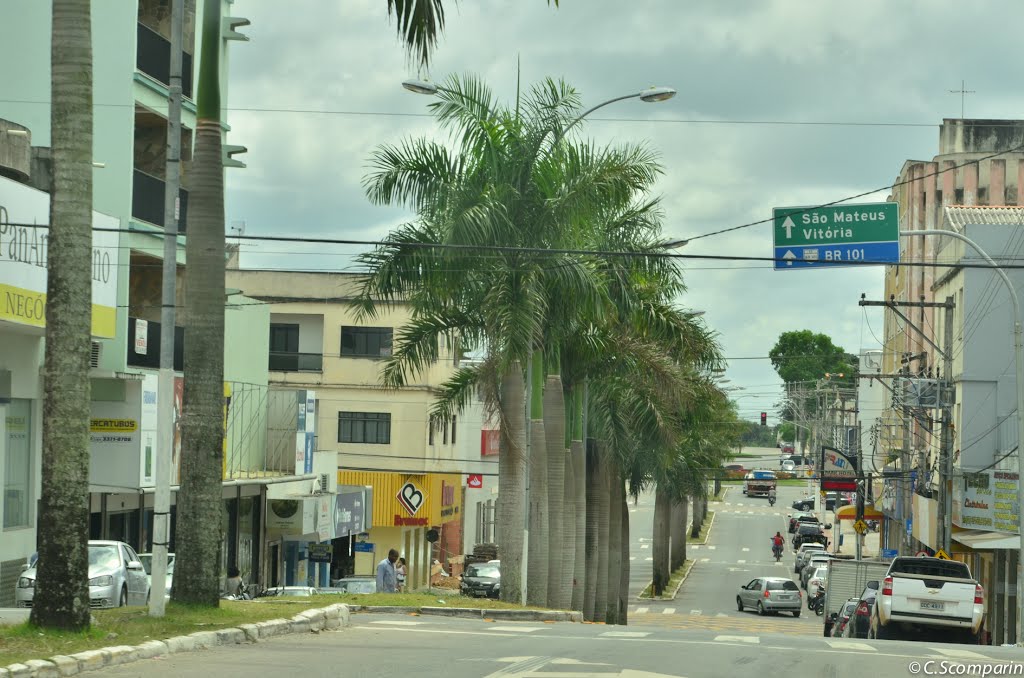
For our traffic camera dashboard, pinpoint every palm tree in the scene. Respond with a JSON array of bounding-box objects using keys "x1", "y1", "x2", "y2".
[
  {"x1": 527, "y1": 352, "x2": 549, "y2": 606},
  {"x1": 174, "y1": 0, "x2": 227, "y2": 605},
  {"x1": 605, "y1": 467, "x2": 623, "y2": 623},
  {"x1": 31, "y1": 0, "x2": 94, "y2": 631}
]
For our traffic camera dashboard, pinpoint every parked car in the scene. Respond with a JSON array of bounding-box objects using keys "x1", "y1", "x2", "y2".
[
  {"x1": 138, "y1": 552, "x2": 174, "y2": 600},
  {"x1": 326, "y1": 576, "x2": 377, "y2": 594},
  {"x1": 792, "y1": 492, "x2": 851, "y2": 512},
  {"x1": 845, "y1": 581, "x2": 879, "y2": 639},
  {"x1": 792, "y1": 523, "x2": 830, "y2": 550},
  {"x1": 736, "y1": 577, "x2": 802, "y2": 617},
  {"x1": 806, "y1": 566, "x2": 829, "y2": 595},
  {"x1": 15, "y1": 540, "x2": 149, "y2": 608},
  {"x1": 802, "y1": 554, "x2": 834, "y2": 589},
  {"x1": 259, "y1": 586, "x2": 319, "y2": 597},
  {"x1": 460, "y1": 561, "x2": 501, "y2": 599},
  {"x1": 830, "y1": 598, "x2": 860, "y2": 637},
  {"x1": 788, "y1": 512, "x2": 819, "y2": 534},
  {"x1": 794, "y1": 542, "x2": 826, "y2": 573}
]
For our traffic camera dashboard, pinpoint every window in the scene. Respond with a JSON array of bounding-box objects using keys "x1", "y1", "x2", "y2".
[
  {"x1": 4, "y1": 399, "x2": 33, "y2": 529},
  {"x1": 428, "y1": 422, "x2": 435, "y2": 446},
  {"x1": 338, "y1": 412, "x2": 391, "y2": 444},
  {"x1": 451, "y1": 416, "x2": 457, "y2": 445},
  {"x1": 270, "y1": 324, "x2": 299, "y2": 353},
  {"x1": 341, "y1": 327, "x2": 392, "y2": 358},
  {"x1": 442, "y1": 419, "x2": 448, "y2": 445}
]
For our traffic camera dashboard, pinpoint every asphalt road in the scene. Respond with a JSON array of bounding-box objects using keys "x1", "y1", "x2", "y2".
[{"x1": 91, "y1": 613, "x2": 1024, "y2": 678}]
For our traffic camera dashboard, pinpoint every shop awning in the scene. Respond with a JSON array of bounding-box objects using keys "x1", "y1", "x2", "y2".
[
  {"x1": 952, "y1": 529, "x2": 1020, "y2": 550},
  {"x1": 835, "y1": 504, "x2": 884, "y2": 521}
]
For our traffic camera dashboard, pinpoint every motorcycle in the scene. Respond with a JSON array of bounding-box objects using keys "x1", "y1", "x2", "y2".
[
  {"x1": 768, "y1": 493, "x2": 776, "y2": 507},
  {"x1": 809, "y1": 585, "x2": 826, "y2": 616},
  {"x1": 772, "y1": 543, "x2": 783, "y2": 562}
]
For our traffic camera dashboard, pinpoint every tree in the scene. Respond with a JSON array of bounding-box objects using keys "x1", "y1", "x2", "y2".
[
  {"x1": 31, "y1": 0, "x2": 94, "y2": 631},
  {"x1": 769, "y1": 330, "x2": 856, "y2": 388},
  {"x1": 173, "y1": 0, "x2": 226, "y2": 606}
]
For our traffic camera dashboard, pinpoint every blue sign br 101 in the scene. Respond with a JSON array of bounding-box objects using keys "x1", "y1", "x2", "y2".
[{"x1": 773, "y1": 241, "x2": 900, "y2": 270}]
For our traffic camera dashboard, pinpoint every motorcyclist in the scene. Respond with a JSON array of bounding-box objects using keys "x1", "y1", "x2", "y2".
[
  {"x1": 768, "y1": 487, "x2": 777, "y2": 505},
  {"x1": 771, "y1": 531, "x2": 784, "y2": 558}
]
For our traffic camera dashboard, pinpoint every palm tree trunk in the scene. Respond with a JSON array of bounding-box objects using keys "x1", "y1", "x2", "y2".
[
  {"x1": 605, "y1": 467, "x2": 622, "y2": 624},
  {"x1": 618, "y1": 490, "x2": 630, "y2": 625},
  {"x1": 526, "y1": 351, "x2": 548, "y2": 606},
  {"x1": 570, "y1": 385, "x2": 586, "y2": 612},
  {"x1": 652, "y1": 485, "x2": 671, "y2": 596},
  {"x1": 496, "y1": 363, "x2": 527, "y2": 603},
  {"x1": 690, "y1": 495, "x2": 704, "y2": 539},
  {"x1": 670, "y1": 499, "x2": 687, "y2": 571},
  {"x1": 561, "y1": 447, "x2": 576, "y2": 610},
  {"x1": 30, "y1": 0, "x2": 93, "y2": 632},
  {"x1": 594, "y1": 447, "x2": 610, "y2": 623},
  {"x1": 544, "y1": 373, "x2": 566, "y2": 608},
  {"x1": 583, "y1": 440, "x2": 599, "y2": 620}
]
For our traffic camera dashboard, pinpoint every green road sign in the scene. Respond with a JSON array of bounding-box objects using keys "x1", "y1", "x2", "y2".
[{"x1": 773, "y1": 202, "x2": 899, "y2": 247}]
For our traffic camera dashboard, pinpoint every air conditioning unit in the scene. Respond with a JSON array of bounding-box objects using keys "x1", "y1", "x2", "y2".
[{"x1": 902, "y1": 378, "x2": 939, "y2": 408}]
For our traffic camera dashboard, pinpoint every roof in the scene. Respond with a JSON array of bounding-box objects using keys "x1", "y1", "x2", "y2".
[{"x1": 943, "y1": 205, "x2": 1024, "y2": 230}]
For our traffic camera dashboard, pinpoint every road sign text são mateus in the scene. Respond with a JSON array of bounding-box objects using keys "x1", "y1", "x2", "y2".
[{"x1": 773, "y1": 202, "x2": 899, "y2": 270}]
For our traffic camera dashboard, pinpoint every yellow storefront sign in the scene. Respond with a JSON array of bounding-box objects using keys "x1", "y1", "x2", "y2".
[
  {"x1": 90, "y1": 418, "x2": 138, "y2": 433},
  {"x1": 429, "y1": 473, "x2": 463, "y2": 525},
  {"x1": 338, "y1": 470, "x2": 434, "y2": 528},
  {"x1": 0, "y1": 282, "x2": 117, "y2": 338}
]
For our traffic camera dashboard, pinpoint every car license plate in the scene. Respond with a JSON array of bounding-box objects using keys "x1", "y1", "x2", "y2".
[
  {"x1": 777, "y1": 594, "x2": 793, "y2": 600},
  {"x1": 920, "y1": 600, "x2": 945, "y2": 611}
]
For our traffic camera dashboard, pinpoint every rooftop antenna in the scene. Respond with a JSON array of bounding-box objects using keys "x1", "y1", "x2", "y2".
[{"x1": 948, "y1": 80, "x2": 975, "y2": 119}]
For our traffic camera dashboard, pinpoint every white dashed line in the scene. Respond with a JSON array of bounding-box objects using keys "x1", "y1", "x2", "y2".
[
  {"x1": 601, "y1": 631, "x2": 650, "y2": 638},
  {"x1": 640, "y1": 544, "x2": 650, "y2": 549},
  {"x1": 737, "y1": 560, "x2": 746, "y2": 564},
  {"x1": 741, "y1": 547, "x2": 750, "y2": 552},
  {"x1": 714, "y1": 635, "x2": 760, "y2": 644},
  {"x1": 634, "y1": 607, "x2": 649, "y2": 614},
  {"x1": 825, "y1": 640, "x2": 876, "y2": 652},
  {"x1": 707, "y1": 545, "x2": 717, "y2": 550},
  {"x1": 689, "y1": 609, "x2": 701, "y2": 615},
  {"x1": 369, "y1": 620, "x2": 425, "y2": 626},
  {"x1": 929, "y1": 648, "x2": 989, "y2": 659},
  {"x1": 645, "y1": 557, "x2": 653, "y2": 561},
  {"x1": 700, "y1": 558, "x2": 710, "y2": 562},
  {"x1": 662, "y1": 608, "x2": 676, "y2": 614},
  {"x1": 629, "y1": 556, "x2": 636, "y2": 561},
  {"x1": 488, "y1": 626, "x2": 546, "y2": 633}
]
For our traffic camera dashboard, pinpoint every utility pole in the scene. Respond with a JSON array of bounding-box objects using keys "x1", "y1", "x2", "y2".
[
  {"x1": 901, "y1": 359, "x2": 912, "y2": 556},
  {"x1": 150, "y1": 0, "x2": 183, "y2": 617},
  {"x1": 938, "y1": 296, "x2": 955, "y2": 554}
]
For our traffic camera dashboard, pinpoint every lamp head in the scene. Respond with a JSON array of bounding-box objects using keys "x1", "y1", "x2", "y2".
[
  {"x1": 402, "y1": 79, "x2": 439, "y2": 96},
  {"x1": 639, "y1": 86, "x2": 676, "y2": 103}
]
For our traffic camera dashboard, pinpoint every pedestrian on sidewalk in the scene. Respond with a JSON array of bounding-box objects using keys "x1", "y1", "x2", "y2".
[
  {"x1": 396, "y1": 557, "x2": 407, "y2": 592},
  {"x1": 376, "y1": 548, "x2": 399, "y2": 593}
]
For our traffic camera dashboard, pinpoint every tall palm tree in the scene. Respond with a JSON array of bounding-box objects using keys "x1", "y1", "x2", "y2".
[
  {"x1": 605, "y1": 467, "x2": 623, "y2": 623},
  {"x1": 31, "y1": 0, "x2": 94, "y2": 631},
  {"x1": 527, "y1": 352, "x2": 549, "y2": 606},
  {"x1": 174, "y1": 0, "x2": 227, "y2": 605}
]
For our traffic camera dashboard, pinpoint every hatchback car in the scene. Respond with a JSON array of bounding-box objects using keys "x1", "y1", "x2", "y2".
[
  {"x1": 831, "y1": 599, "x2": 859, "y2": 637},
  {"x1": 138, "y1": 552, "x2": 174, "y2": 601},
  {"x1": 460, "y1": 561, "x2": 501, "y2": 598},
  {"x1": 801, "y1": 555, "x2": 833, "y2": 588},
  {"x1": 736, "y1": 577, "x2": 802, "y2": 616},
  {"x1": 15, "y1": 540, "x2": 149, "y2": 608},
  {"x1": 844, "y1": 581, "x2": 879, "y2": 638},
  {"x1": 794, "y1": 543, "x2": 826, "y2": 572}
]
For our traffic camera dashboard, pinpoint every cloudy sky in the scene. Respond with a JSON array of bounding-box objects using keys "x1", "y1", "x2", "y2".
[{"x1": 222, "y1": 0, "x2": 1023, "y2": 424}]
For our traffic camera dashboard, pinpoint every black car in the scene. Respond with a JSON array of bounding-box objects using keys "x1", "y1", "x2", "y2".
[
  {"x1": 788, "y1": 512, "x2": 819, "y2": 534},
  {"x1": 845, "y1": 581, "x2": 879, "y2": 639},
  {"x1": 791, "y1": 492, "x2": 852, "y2": 512},
  {"x1": 792, "y1": 523, "x2": 829, "y2": 549},
  {"x1": 460, "y1": 562, "x2": 500, "y2": 598}
]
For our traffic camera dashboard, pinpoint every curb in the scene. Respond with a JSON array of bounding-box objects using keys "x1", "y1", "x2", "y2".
[
  {"x1": 352, "y1": 605, "x2": 582, "y2": 623},
  {"x1": 635, "y1": 509, "x2": 717, "y2": 601},
  {"x1": 691, "y1": 510, "x2": 716, "y2": 546},
  {"x1": 0, "y1": 604, "x2": 352, "y2": 678}
]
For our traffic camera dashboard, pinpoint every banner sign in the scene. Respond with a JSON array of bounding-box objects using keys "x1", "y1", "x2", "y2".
[{"x1": 820, "y1": 445, "x2": 858, "y2": 491}]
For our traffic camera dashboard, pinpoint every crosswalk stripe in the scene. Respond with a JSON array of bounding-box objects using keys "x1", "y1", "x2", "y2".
[
  {"x1": 489, "y1": 626, "x2": 547, "y2": 633},
  {"x1": 662, "y1": 608, "x2": 675, "y2": 614},
  {"x1": 629, "y1": 556, "x2": 636, "y2": 560},
  {"x1": 737, "y1": 560, "x2": 746, "y2": 564},
  {"x1": 369, "y1": 620, "x2": 425, "y2": 626},
  {"x1": 741, "y1": 547, "x2": 750, "y2": 552},
  {"x1": 601, "y1": 631, "x2": 650, "y2": 638},
  {"x1": 689, "y1": 609, "x2": 701, "y2": 615},
  {"x1": 640, "y1": 544, "x2": 650, "y2": 549},
  {"x1": 825, "y1": 640, "x2": 876, "y2": 652},
  {"x1": 645, "y1": 557, "x2": 653, "y2": 561},
  {"x1": 634, "y1": 607, "x2": 649, "y2": 614},
  {"x1": 930, "y1": 648, "x2": 989, "y2": 659},
  {"x1": 707, "y1": 545, "x2": 717, "y2": 550},
  {"x1": 700, "y1": 558, "x2": 710, "y2": 562}
]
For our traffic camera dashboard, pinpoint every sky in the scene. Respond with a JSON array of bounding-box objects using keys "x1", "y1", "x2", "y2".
[{"x1": 221, "y1": 0, "x2": 1024, "y2": 425}]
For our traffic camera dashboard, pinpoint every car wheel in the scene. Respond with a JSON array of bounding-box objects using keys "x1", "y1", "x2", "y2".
[
  {"x1": 792, "y1": 608, "x2": 800, "y2": 618},
  {"x1": 757, "y1": 601, "x2": 766, "y2": 616},
  {"x1": 736, "y1": 596, "x2": 744, "y2": 612},
  {"x1": 119, "y1": 586, "x2": 127, "y2": 607}
]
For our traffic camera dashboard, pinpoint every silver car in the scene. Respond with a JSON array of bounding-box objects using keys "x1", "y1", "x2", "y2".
[
  {"x1": 15, "y1": 540, "x2": 150, "y2": 608},
  {"x1": 138, "y1": 552, "x2": 175, "y2": 600},
  {"x1": 737, "y1": 576, "x2": 802, "y2": 616}
]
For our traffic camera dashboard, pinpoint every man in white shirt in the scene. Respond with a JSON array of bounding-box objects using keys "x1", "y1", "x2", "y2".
[{"x1": 376, "y1": 548, "x2": 399, "y2": 593}]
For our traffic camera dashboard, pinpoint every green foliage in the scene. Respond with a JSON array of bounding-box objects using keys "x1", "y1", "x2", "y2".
[
  {"x1": 768, "y1": 329, "x2": 856, "y2": 387},
  {"x1": 777, "y1": 422, "x2": 796, "y2": 443},
  {"x1": 737, "y1": 421, "x2": 776, "y2": 447}
]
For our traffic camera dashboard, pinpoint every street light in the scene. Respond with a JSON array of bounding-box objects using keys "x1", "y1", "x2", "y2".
[{"x1": 903, "y1": 228, "x2": 1024, "y2": 646}]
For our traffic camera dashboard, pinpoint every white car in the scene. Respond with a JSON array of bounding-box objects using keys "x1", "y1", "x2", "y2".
[
  {"x1": 807, "y1": 566, "x2": 829, "y2": 594},
  {"x1": 138, "y1": 552, "x2": 174, "y2": 600},
  {"x1": 15, "y1": 540, "x2": 150, "y2": 608}
]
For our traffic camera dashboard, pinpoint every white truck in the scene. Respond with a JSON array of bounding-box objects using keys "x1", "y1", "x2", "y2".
[
  {"x1": 869, "y1": 556, "x2": 984, "y2": 643},
  {"x1": 822, "y1": 558, "x2": 890, "y2": 637}
]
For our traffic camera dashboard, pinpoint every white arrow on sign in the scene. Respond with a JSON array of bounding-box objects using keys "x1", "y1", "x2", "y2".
[
  {"x1": 781, "y1": 216, "x2": 796, "y2": 239},
  {"x1": 782, "y1": 250, "x2": 797, "y2": 266}
]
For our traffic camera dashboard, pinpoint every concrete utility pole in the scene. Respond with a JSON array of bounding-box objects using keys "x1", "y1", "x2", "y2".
[
  {"x1": 901, "y1": 360, "x2": 912, "y2": 556},
  {"x1": 150, "y1": 0, "x2": 183, "y2": 618},
  {"x1": 938, "y1": 296, "x2": 955, "y2": 554}
]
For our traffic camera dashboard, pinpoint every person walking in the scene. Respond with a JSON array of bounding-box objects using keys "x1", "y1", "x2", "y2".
[{"x1": 376, "y1": 548, "x2": 399, "y2": 593}]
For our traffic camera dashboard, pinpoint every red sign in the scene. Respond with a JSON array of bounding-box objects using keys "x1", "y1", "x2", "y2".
[
  {"x1": 481, "y1": 429, "x2": 500, "y2": 456},
  {"x1": 466, "y1": 474, "x2": 483, "y2": 489}
]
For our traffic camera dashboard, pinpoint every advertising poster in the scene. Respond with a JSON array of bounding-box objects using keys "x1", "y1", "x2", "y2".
[{"x1": 140, "y1": 373, "x2": 159, "y2": 486}]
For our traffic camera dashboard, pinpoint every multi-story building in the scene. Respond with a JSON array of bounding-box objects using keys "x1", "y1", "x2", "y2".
[
  {"x1": 0, "y1": 1, "x2": 325, "y2": 600},
  {"x1": 226, "y1": 267, "x2": 468, "y2": 590}
]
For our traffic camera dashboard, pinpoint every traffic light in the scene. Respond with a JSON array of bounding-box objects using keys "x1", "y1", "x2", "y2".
[{"x1": 760, "y1": 412, "x2": 767, "y2": 426}]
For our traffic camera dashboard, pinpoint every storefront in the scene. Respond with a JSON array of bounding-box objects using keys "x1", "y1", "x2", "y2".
[{"x1": 429, "y1": 473, "x2": 464, "y2": 574}]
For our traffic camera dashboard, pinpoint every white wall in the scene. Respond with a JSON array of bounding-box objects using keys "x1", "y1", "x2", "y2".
[{"x1": 454, "y1": 386, "x2": 499, "y2": 547}]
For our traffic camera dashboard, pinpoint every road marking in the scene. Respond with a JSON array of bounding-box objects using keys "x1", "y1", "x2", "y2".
[
  {"x1": 825, "y1": 640, "x2": 876, "y2": 652},
  {"x1": 736, "y1": 503, "x2": 744, "y2": 506},
  {"x1": 737, "y1": 560, "x2": 746, "y2": 564},
  {"x1": 747, "y1": 511, "x2": 755, "y2": 514},
  {"x1": 638, "y1": 538, "x2": 653, "y2": 542},
  {"x1": 741, "y1": 547, "x2": 750, "y2": 552},
  {"x1": 640, "y1": 544, "x2": 650, "y2": 549},
  {"x1": 714, "y1": 635, "x2": 760, "y2": 644},
  {"x1": 634, "y1": 607, "x2": 649, "y2": 614},
  {"x1": 707, "y1": 545, "x2": 716, "y2": 550},
  {"x1": 645, "y1": 557, "x2": 653, "y2": 561},
  {"x1": 689, "y1": 609, "x2": 701, "y2": 615},
  {"x1": 662, "y1": 608, "x2": 676, "y2": 614},
  {"x1": 489, "y1": 626, "x2": 547, "y2": 633},
  {"x1": 600, "y1": 631, "x2": 651, "y2": 638},
  {"x1": 369, "y1": 620, "x2": 425, "y2": 626},
  {"x1": 930, "y1": 648, "x2": 989, "y2": 659},
  {"x1": 700, "y1": 558, "x2": 710, "y2": 562},
  {"x1": 716, "y1": 613, "x2": 729, "y2": 618},
  {"x1": 630, "y1": 556, "x2": 637, "y2": 561},
  {"x1": 690, "y1": 545, "x2": 699, "y2": 550}
]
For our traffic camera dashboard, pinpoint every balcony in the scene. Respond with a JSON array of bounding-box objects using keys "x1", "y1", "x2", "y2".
[
  {"x1": 269, "y1": 351, "x2": 323, "y2": 373},
  {"x1": 132, "y1": 169, "x2": 189, "y2": 230},
  {"x1": 126, "y1": 317, "x2": 183, "y2": 371},
  {"x1": 136, "y1": 22, "x2": 194, "y2": 98}
]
